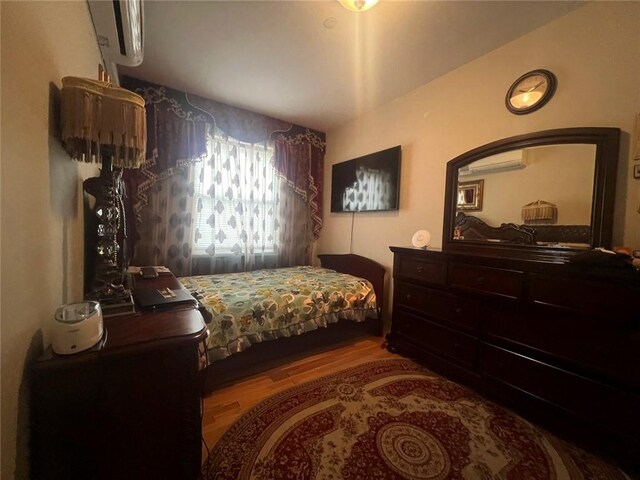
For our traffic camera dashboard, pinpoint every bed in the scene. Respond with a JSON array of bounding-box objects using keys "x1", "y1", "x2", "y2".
[
  {"x1": 455, "y1": 211, "x2": 591, "y2": 246},
  {"x1": 178, "y1": 254, "x2": 385, "y2": 389}
]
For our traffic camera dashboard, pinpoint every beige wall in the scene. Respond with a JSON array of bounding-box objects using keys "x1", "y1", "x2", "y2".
[
  {"x1": 318, "y1": 2, "x2": 640, "y2": 314},
  {"x1": 1, "y1": 2, "x2": 101, "y2": 478}
]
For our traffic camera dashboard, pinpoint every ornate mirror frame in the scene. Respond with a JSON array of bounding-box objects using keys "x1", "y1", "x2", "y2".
[{"x1": 442, "y1": 127, "x2": 620, "y2": 262}]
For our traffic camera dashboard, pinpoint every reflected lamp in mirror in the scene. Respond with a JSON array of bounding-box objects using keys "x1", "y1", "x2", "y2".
[
  {"x1": 457, "y1": 180, "x2": 483, "y2": 211},
  {"x1": 61, "y1": 75, "x2": 146, "y2": 302},
  {"x1": 522, "y1": 200, "x2": 558, "y2": 225}
]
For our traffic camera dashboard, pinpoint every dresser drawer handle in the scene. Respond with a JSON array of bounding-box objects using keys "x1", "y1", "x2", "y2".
[
  {"x1": 476, "y1": 276, "x2": 485, "y2": 283},
  {"x1": 405, "y1": 294, "x2": 412, "y2": 302},
  {"x1": 416, "y1": 266, "x2": 424, "y2": 274},
  {"x1": 455, "y1": 307, "x2": 463, "y2": 316}
]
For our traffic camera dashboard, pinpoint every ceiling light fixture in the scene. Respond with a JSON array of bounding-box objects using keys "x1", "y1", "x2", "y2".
[{"x1": 339, "y1": 0, "x2": 379, "y2": 12}]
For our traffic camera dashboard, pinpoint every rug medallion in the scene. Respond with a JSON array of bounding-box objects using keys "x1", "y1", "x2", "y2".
[{"x1": 204, "y1": 359, "x2": 628, "y2": 479}]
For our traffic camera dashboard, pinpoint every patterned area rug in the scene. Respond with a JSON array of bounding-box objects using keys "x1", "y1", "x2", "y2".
[{"x1": 204, "y1": 359, "x2": 628, "y2": 479}]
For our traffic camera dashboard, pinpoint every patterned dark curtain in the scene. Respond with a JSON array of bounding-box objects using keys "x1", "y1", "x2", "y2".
[
  {"x1": 272, "y1": 126, "x2": 325, "y2": 240},
  {"x1": 122, "y1": 77, "x2": 326, "y2": 275},
  {"x1": 121, "y1": 77, "x2": 209, "y2": 275}
]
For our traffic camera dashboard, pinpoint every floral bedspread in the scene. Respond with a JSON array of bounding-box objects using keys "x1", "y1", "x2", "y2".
[{"x1": 179, "y1": 266, "x2": 377, "y2": 363}]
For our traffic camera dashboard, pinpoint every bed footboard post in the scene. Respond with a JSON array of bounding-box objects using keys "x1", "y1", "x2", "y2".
[{"x1": 317, "y1": 254, "x2": 386, "y2": 336}]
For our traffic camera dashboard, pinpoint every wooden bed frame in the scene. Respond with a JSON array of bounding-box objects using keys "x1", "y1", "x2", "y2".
[{"x1": 203, "y1": 254, "x2": 386, "y2": 391}]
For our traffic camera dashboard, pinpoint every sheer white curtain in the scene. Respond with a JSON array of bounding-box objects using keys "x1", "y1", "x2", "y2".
[
  {"x1": 275, "y1": 181, "x2": 313, "y2": 268},
  {"x1": 132, "y1": 168, "x2": 196, "y2": 277},
  {"x1": 191, "y1": 126, "x2": 283, "y2": 273}
]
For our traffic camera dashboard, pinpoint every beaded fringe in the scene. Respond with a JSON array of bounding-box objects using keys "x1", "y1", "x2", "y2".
[{"x1": 60, "y1": 77, "x2": 146, "y2": 168}]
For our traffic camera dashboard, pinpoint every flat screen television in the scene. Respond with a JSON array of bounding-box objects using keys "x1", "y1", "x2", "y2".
[{"x1": 330, "y1": 145, "x2": 401, "y2": 213}]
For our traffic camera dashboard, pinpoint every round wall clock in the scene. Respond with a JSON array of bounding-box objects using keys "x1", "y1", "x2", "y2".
[{"x1": 505, "y1": 69, "x2": 557, "y2": 115}]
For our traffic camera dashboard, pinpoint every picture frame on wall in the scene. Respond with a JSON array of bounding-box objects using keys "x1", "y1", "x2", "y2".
[{"x1": 457, "y1": 179, "x2": 484, "y2": 211}]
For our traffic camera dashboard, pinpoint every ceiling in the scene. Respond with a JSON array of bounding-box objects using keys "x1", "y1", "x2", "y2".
[{"x1": 119, "y1": 1, "x2": 584, "y2": 132}]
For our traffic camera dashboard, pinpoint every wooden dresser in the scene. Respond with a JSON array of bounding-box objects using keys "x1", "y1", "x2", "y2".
[
  {"x1": 30, "y1": 273, "x2": 207, "y2": 480},
  {"x1": 388, "y1": 246, "x2": 640, "y2": 467}
]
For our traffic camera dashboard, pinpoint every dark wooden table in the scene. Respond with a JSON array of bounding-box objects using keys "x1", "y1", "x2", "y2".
[{"x1": 30, "y1": 272, "x2": 207, "y2": 480}]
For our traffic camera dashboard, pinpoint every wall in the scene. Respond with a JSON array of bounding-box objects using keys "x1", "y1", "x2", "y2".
[
  {"x1": 1, "y1": 2, "x2": 101, "y2": 478},
  {"x1": 318, "y1": 2, "x2": 640, "y2": 316}
]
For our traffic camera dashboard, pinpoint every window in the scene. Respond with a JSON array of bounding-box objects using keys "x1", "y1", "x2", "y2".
[{"x1": 191, "y1": 128, "x2": 280, "y2": 257}]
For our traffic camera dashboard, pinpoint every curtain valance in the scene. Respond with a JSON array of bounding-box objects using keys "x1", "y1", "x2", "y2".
[{"x1": 122, "y1": 76, "x2": 326, "y2": 238}]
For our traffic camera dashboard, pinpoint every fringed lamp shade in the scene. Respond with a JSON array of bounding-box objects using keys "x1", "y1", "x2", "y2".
[
  {"x1": 60, "y1": 76, "x2": 146, "y2": 301},
  {"x1": 61, "y1": 77, "x2": 146, "y2": 168},
  {"x1": 522, "y1": 200, "x2": 558, "y2": 224}
]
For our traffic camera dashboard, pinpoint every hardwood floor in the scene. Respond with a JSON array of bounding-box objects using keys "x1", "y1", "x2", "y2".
[{"x1": 201, "y1": 335, "x2": 395, "y2": 453}]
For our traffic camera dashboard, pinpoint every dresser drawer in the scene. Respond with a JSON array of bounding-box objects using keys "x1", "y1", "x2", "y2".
[
  {"x1": 393, "y1": 312, "x2": 477, "y2": 368},
  {"x1": 482, "y1": 344, "x2": 640, "y2": 437},
  {"x1": 395, "y1": 282, "x2": 480, "y2": 331},
  {"x1": 531, "y1": 274, "x2": 639, "y2": 318},
  {"x1": 395, "y1": 255, "x2": 447, "y2": 286},
  {"x1": 484, "y1": 303, "x2": 640, "y2": 389},
  {"x1": 450, "y1": 263, "x2": 524, "y2": 299}
]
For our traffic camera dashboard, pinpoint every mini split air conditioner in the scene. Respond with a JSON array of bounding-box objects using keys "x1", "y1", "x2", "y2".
[
  {"x1": 458, "y1": 149, "x2": 527, "y2": 176},
  {"x1": 88, "y1": 0, "x2": 144, "y2": 84}
]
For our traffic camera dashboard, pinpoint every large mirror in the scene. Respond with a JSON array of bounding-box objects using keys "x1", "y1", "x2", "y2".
[{"x1": 443, "y1": 127, "x2": 620, "y2": 261}]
